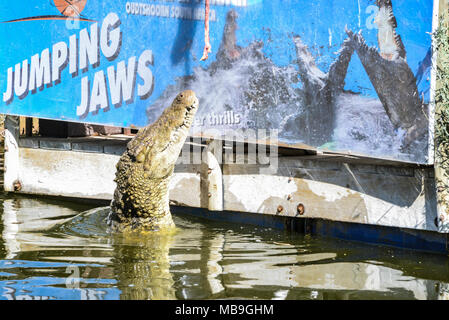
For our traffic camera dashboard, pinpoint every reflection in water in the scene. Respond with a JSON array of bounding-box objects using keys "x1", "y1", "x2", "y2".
[
  {"x1": 2, "y1": 197, "x2": 80, "y2": 259},
  {"x1": 0, "y1": 194, "x2": 448, "y2": 300},
  {"x1": 112, "y1": 230, "x2": 176, "y2": 300}
]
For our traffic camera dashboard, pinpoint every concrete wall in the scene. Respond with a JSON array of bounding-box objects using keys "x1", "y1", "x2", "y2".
[{"x1": 4, "y1": 116, "x2": 439, "y2": 234}]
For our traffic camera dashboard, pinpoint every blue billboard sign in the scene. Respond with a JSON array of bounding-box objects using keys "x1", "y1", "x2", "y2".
[{"x1": 0, "y1": 0, "x2": 436, "y2": 163}]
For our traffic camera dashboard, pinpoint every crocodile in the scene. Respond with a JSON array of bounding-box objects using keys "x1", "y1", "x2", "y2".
[
  {"x1": 107, "y1": 90, "x2": 199, "y2": 231},
  {"x1": 149, "y1": 9, "x2": 355, "y2": 146},
  {"x1": 282, "y1": 35, "x2": 355, "y2": 145},
  {"x1": 344, "y1": 0, "x2": 428, "y2": 148}
]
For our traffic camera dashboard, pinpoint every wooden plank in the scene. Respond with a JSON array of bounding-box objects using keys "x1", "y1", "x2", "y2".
[
  {"x1": 17, "y1": 133, "x2": 428, "y2": 169},
  {"x1": 32, "y1": 118, "x2": 39, "y2": 136},
  {"x1": 123, "y1": 128, "x2": 132, "y2": 136}
]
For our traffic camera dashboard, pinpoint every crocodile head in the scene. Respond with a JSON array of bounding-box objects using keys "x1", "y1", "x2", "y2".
[
  {"x1": 374, "y1": 0, "x2": 406, "y2": 60},
  {"x1": 127, "y1": 90, "x2": 199, "y2": 179},
  {"x1": 108, "y1": 90, "x2": 199, "y2": 231},
  {"x1": 344, "y1": 0, "x2": 427, "y2": 150}
]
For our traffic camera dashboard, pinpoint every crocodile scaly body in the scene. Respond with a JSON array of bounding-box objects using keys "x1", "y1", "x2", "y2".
[
  {"x1": 107, "y1": 90, "x2": 199, "y2": 231},
  {"x1": 345, "y1": 0, "x2": 428, "y2": 148}
]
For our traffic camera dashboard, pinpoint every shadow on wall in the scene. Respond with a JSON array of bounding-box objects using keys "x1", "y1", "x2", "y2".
[{"x1": 170, "y1": 1, "x2": 202, "y2": 74}]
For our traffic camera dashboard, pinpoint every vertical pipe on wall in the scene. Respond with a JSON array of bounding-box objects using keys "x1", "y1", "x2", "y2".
[
  {"x1": 4, "y1": 116, "x2": 20, "y2": 192},
  {"x1": 200, "y1": 139, "x2": 223, "y2": 212}
]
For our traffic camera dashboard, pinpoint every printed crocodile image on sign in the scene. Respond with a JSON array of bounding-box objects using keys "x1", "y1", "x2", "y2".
[{"x1": 0, "y1": 0, "x2": 435, "y2": 164}]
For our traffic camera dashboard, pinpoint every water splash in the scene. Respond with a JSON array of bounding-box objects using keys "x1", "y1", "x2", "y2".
[{"x1": 147, "y1": 8, "x2": 427, "y2": 163}]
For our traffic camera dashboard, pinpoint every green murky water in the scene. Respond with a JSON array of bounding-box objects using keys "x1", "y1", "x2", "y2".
[{"x1": 0, "y1": 193, "x2": 449, "y2": 300}]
